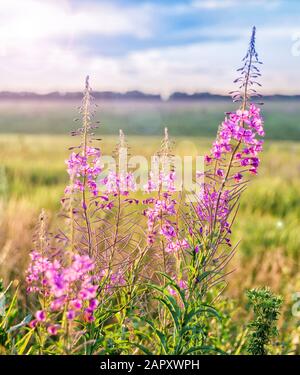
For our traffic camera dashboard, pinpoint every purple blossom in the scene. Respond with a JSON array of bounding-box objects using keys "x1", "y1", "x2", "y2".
[
  {"x1": 196, "y1": 185, "x2": 231, "y2": 236},
  {"x1": 36, "y1": 310, "x2": 46, "y2": 322},
  {"x1": 47, "y1": 325, "x2": 59, "y2": 336},
  {"x1": 66, "y1": 310, "x2": 76, "y2": 320},
  {"x1": 26, "y1": 252, "x2": 98, "y2": 322},
  {"x1": 65, "y1": 146, "x2": 102, "y2": 197},
  {"x1": 210, "y1": 104, "x2": 264, "y2": 182},
  {"x1": 234, "y1": 173, "x2": 243, "y2": 182}
]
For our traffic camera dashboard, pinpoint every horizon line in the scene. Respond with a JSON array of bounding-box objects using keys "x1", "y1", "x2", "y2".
[{"x1": 0, "y1": 90, "x2": 300, "y2": 101}]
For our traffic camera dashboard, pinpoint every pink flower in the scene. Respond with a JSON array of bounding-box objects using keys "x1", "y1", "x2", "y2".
[
  {"x1": 196, "y1": 186, "x2": 231, "y2": 236},
  {"x1": 165, "y1": 239, "x2": 190, "y2": 253},
  {"x1": 65, "y1": 147, "x2": 102, "y2": 197},
  {"x1": 179, "y1": 279, "x2": 188, "y2": 290},
  {"x1": 234, "y1": 173, "x2": 243, "y2": 182},
  {"x1": 47, "y1": 325, "x2": 59, "y2": 336},
  {"x1": 35, "y1": 310, "x2": 46, "y2": 322},
  {"x1": 71, "y1": 299, "x2": 82, "y2": 310},
  {"x1": 249, "y1": 167, "x2": 258, "y2": 174},
  {"x1": 29, "y1": 319, "x2": 38, "y2": 328},
  {"x1": 167, "y1": 286, "x2": 177, "y2": 296},
  {"x1": 209, "y1": 104, "x2": 264, "y2": 180},
  {"x1": 50, "y1": 297, "x2": 66, "y2": 311},
  {"x1": 26, "y1": 252, "x2": 99, "y2": 323},
  {"x1": 66, "y1": 310, "x2": 75, "y2": 320},
  {"x1": 104, "y1": 170, "x2": 136, "y2": 196},
  {"x1": 89, "y1": 299, "x2": 99, "y2": 310},
  {"x1": 204, "y1": 155, "x2": 212, "y2": 164},
  {"x1": 84, "y1": 310, "x2": 95, "y2": 322}
]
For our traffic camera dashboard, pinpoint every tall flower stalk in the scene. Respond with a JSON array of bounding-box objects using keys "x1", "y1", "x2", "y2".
[{"x1": 186, "y1": 26, "x2": 264, "y2": 295}]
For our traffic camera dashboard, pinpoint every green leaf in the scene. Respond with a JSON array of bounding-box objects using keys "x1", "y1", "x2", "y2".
[
  {"x1": 196, "y1": 304, "x2": 221, "y2": 320},
  {"x1": 15, "y1": 329, "x2": 34, "y2": 354},
  {"x1": 154, "y1": 297, "x2": 180, "y2": 333},
  {"x1": 142, "y1": 318, "x2": 168, "y2": 354},
  {"x1": 195, "y1": 270, "x2": 217, "y2": 284},
  {"x1": 0, "y1": 286, "x2": 18, "y2": 329},
  {"x1": 156, "y1": 272, "x2": 187, "y2": 308}
]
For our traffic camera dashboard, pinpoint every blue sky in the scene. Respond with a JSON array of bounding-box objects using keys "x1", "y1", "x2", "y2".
[{"x1": 0, "y1": 0, "x2": 299, "y2": 95}]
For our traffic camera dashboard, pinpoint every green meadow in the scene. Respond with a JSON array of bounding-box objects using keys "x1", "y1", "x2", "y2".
[
  {"x1": 1, "y1": 99, "x2": 300, "y2": 140},
  {"x1": 0, "y1": 99, "x2": 300, "y2": 348}
]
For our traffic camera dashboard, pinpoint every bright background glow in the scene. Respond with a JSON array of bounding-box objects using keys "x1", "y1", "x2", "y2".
[{"x1": 0, "y1": 0, "x2": 299, "y2": 95}]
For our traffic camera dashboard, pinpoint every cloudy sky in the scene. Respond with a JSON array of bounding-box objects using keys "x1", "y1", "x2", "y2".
[{"x1": 0, "y1": 0, "x2": 299, "y2": 96}]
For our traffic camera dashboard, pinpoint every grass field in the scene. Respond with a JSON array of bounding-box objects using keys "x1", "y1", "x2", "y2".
[
  {"x1": 1, "y1": 133, "x2": 300, "y2": 276},
  {"x1": 0, "y1": 100, "x2": 300, "y2": 352}
]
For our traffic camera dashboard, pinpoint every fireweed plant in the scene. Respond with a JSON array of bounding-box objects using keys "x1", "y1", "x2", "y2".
[{"x1": 10, "y1": 27, "x2": 268, "y2": 354}]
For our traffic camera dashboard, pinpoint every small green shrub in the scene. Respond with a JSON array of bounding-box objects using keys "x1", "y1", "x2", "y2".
[{"x1": 246, "y1": 287, "x2": 283, "y2": 355}]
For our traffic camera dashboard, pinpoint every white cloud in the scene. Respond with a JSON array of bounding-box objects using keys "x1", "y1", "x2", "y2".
[
  {"x1": 0, "y1": 0, "x2": 156, "y2": 90},
  {"x1": 0, "y1": 0, "x2": 153, "y2": 49},
  {"x1": 0, "y1": 38, "x2": 244, "y2": 94},
  {"x1": 192, "y1": 0, "x2": 281, "y2": 10},
  {"x1": 0, "y1": 29, "x2": 298, "y2": 96},
  {"x1": 191, "y1": 0, "x2": 237, "y2": 9}
]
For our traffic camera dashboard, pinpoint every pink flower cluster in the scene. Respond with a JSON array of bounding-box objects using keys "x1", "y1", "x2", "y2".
[
  {"x1": 198, "y1": 104, "x2": 264, "y2": 247},
  {"x1": 65, "y1": 146, "x2": 102, "y2": 196},
  {"x1": 196, "y1": 185, "x2": 231, "y2": 241},
  {"x1": 144, "y1": 171, "x2": 176, "y2": 193},
  {"x1": 161, "y1": 221, "x2": 189, "y2": 253},
  {"x1": 93, "y1": 171, "x2": 137, "y2": 210},
  {"x1": 167, "y1": 278, "x2": 188, "y2": 296},
  {"x1": 143, "y1": 171, "x2": 189, "y2": 252},
  {"x1": 26, "y1": 252, "x2": 98, "y2": 327},
  {"x1": 160, "y1": 221, "x2": 189, "y2": 253},
  {"x1": 143, "y1": 194, "x2": 176, "y2": 245},
  {"x1": 104, "y1": 170, "x2": 136, "y2": 196},
  {"x1": 208, "y1": 104, "x2": 264, "y2": 177}
]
